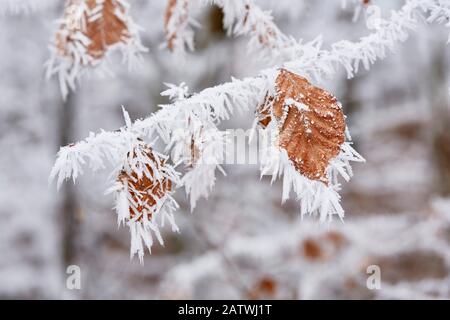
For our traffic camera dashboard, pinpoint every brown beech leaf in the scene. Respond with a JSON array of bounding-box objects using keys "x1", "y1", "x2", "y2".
[
  {"x1": 301, "y1": 238, "x2": 324, "y2": 261},
  {"x1": 247, "y1": 276, "x2": 277, "y2": 299},
  {"x1": 118, "y1": 147, "x2": 172, "y2": 222},
  {"x1": 56, "y1": 0, "x2": 129, "y2": 61},
  {"x1": 300, "y1": 232, "x2": 348, "y2": 262},
  {"x1": 259, "y1": 69, "x2": 346, "y2": 183}
]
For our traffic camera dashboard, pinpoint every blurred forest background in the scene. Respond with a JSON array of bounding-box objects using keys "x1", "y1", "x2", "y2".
[{"x1": 1, "y1": 0, "x2": 450, "y2": 299}]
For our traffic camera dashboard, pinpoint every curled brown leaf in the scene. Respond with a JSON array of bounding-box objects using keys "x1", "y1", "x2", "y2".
[
  {"x1": 118, "y1": 147, "x2": 173, "y2": 222},
  {"x1": 56, "y1": 0, "x2": 130, "y2": 62},
  {"x1": 259, "y1": 69, "x2": 346, "y2": 183}
]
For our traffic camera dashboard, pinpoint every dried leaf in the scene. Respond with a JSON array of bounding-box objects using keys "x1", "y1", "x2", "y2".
[
  {"x1": 301, "y1": 232, "x2": 347, "y2": 262},
  {"x1": 247, "y1": 276, "x2": 277, "y2": 299},
  {"x1": 259, "y1": 69, "x2": 346, "y2": 183},
  {"x1": 56, "y1": 0, "x2": 130, "y2": 62},
  {"x1": 118, "y1": 147, "x2": 173, "y2": 222},
  {"x1": 301, "y1": 238, "x2": 324, "y2": 261}
]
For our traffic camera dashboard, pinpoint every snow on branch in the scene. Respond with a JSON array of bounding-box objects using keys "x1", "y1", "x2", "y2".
[
  {"x1": 167, "y1": 0, "x2": 450, "y2": 73},
  {"x1": 46, "y1": 0, "x2": 147, "y2": 99},
  {"x1": 163, "y1": 0, "x2": 297, "y2": 60},
  {"x1": 427, "y1": 0, "x2": 450, "y2": 41},
  {"x1": 215, "y1": 0, "x2": 450, "y2": 80},
  {"x1": 51, "y1": 0, "x2": 450, "y2": 260},
  {"x1": 210, "y1": 0, "x2": 289, "y2": 60},
  {"x1": 284, "y1": 0, "x2": 450, "y2": 80}
]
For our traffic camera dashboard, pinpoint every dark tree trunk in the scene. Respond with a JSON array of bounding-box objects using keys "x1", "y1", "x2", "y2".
[
  {"x1": 429, "y1": 43, "x2": 450, "y2": 196},
  {"x1": 343, "y1": 76, "x2": 360, "y2": 118},
  {"x1": 342, "y1": 75, "x2": 364, "y2": 150},
  {"x1": 58, "y1": 92, "x2": 80, "y2": 267}
]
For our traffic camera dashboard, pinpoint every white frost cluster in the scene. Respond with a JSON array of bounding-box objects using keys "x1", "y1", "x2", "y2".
[
  {"x1": 209, "y1": 0, "x2": 289, "y2": 60},
  {"x1": 163, "y1": 0, "x2": 200, "y2": 54},
  {"x1": 259, "y1": 128, "x2": 364, "y2": 222}
]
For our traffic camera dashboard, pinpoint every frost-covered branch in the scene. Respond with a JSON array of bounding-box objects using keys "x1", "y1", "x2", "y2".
[
  {"x1": 427, "y1": 0, "x2": 450, "y2": 40},
  {"x1": 164, "y1": 0, "x2": 296, "y2": 60},
  {"x1": 210, "y1": 0, "x2": 290, "y2": 60},
  {"x1": 51, "y1": 0, "x2": 450, "y2": 260}
]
